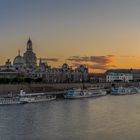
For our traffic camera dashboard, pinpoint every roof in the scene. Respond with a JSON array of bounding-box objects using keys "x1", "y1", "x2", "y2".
[
  {"x1": 106, "y1": 69, "x2": 132, "y2": 74},
  {"x1": 106, "y1": 69, "x2": 140, "y2": 74},
  {"x1": 89, "y1": 73, "x2": 106, "y2": 78},
  {"x1": 13, "y1": 55, "x2": 25, "y2": 65},
  {"x1": 131, "y1": 69, "x2": 140, "y2": 74}
]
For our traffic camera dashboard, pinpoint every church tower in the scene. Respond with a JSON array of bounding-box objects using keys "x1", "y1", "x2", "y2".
[
  {"x1": 23, "y1": 38, "x2": 37, "y2": 69},
  {"x1": 27, "y1": 37, "x2": 33, "y2": 51}
]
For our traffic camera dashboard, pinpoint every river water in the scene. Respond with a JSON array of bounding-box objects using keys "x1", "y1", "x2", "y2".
[{"x1": 1, "y1": 95, "x2": 140, "y2": 140}]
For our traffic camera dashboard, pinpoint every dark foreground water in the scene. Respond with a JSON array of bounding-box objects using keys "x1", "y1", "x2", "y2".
[{"x1": 1, "y1": 95, "x2": 140, "y2": 140}]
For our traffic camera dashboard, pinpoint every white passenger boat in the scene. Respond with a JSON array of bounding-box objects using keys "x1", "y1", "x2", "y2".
[
  {"x1": 111, "y1": 86, "x2": 140, "y2": 95},
  {"x1": 64, "y1": 88, "x2": 107, "y2": 99},
  {"x1": 19, "y1": 90, "x2": 56, "y2": 103},
  {"x1": 0, "y1": 97, "x2": 21, "y2": 105},
  {"x1": 0, "y1": 90, "x2": 56, "y2": 105}
]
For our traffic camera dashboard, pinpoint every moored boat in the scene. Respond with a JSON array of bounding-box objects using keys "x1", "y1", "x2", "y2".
[
  {"x1": 0, "y1": 90, "x2": 56, "y2": 105},
  {"x1": 63, "y1": 88, "x2": 107, "y2": 99},
  {"x1": 0, "y1": 97, "x2": 21, "y2": 105},
  {"x1": 111, "y1": 86, "x2": 140, "y2": 95},
  {"x1": 19, "y1": 90, "x2": 56, "y2": 103}
]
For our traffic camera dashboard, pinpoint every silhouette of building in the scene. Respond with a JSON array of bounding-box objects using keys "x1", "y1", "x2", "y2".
[
  {"x1": 23, "y1": 38, "x2": 37, "y2": 69},
  {"x1": 0, "y1": 38, "x2": 89, "y2": 83}
]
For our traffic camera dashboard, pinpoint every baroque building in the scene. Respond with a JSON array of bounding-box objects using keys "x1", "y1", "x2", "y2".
[
  {"x1": 0, "y1": 38, "x2": 89, "y2": 83},
  {"x1": 23, "y1": 38, "x2": 37, "y2": 69}
]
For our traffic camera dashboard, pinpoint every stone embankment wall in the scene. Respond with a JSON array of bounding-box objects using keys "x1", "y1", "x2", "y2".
[{"x1": 0, "y1": 82, "x2": 139, "y2": 95}]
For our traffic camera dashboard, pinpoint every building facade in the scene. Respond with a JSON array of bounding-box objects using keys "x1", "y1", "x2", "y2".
[
  {"x1": 106, "y1": 69, "x2": 133, "y2": 82},
  {"x1": 0, "y1": 38, "x2": 89, "y2": 83},
  {"x1": 23, "y1": 38, "x2": 37, "y2": 68}
]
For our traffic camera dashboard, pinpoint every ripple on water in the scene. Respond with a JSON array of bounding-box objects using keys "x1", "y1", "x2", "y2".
[{"x1": 0, "y1": 95, "x2": 140, "y2": 140}]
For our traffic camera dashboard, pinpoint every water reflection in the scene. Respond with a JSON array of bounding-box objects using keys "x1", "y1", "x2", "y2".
[{"x1": 1, "y1": 95, "x2": 140, "y2": 140}]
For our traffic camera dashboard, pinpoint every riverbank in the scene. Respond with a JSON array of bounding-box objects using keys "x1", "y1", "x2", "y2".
[{"x1": 0, "y1": 82, "x2": 140, "y2": 95}]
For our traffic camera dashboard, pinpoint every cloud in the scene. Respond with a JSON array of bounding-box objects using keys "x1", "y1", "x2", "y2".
[
  {"x1": 67, "y1": 55, "x2": 115, "y2": 71},
  {"x1": 90, "y1": 55, "x2": 114, "y2": 64},
  {"x1": 46, "y1": 58, "x2": 59, "y2": 62},
  {"x1": 67, "y1": 55, "x2": 114, "y2": 63},
  {"x1": 88, "y1": 64, "x2": 109, "y2": 70},
  {"x1": 119, "y1": 55, "x2": 136, "y2": 58}
]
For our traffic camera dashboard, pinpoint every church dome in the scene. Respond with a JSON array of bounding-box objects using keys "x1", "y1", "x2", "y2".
[
  {"x1": 62, "y1": 63, "x2": 69, "y2": 69},
  {"x1": 77, "y1": 65, "x2": 88, "y2": 72},
  {"x1": 13, "y1": 51, "x2": 25, "y2": 65}
]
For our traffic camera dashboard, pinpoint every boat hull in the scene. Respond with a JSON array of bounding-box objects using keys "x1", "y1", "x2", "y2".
[
  {"x1": 0, "y1": 95, "x2": 56, "y2": 105},
  {"x1": 0, "y1": 98, "x2": 21, "y2": 105},
  {"x1": 111, "y1": 87, "x2": 140, "y2": 95},
  {"x1": 20, "y1": 96, "x2": 56, "y2": 103},
  {"x1": 64, "y1": 89, "x2": 107, "y2": 99},
  {"x1": 64, "y1": 94, "x2": 106, "y2": 99}
]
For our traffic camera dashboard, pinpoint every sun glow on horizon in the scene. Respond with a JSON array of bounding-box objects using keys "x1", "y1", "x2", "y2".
[{"x1": 0, "y1": 0, "x2": 140, "y2": 72}]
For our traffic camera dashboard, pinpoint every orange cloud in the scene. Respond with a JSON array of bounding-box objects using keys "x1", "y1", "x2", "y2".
[
  {"x1": 46, "y1": 58, "x2": 59, "y2": 62},
  {"x1": 67, "y1": 55, "x2": 115, "y2": 72}
]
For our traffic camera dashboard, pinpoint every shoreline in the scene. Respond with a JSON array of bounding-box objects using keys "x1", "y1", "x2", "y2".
[{"x1": 0, "y1": 82, "x2": 140, "y2": 95}]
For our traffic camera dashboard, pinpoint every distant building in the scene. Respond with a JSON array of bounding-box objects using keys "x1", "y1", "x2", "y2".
[
  {"x1": 23, "y1": 38, "x2": 37, "y2": 69},
  {"x1": 0, "y1": 59, "x2": 23, "y2": 78},
  {"x1": 130, "y1": 69, "x2": 140, "y2": 82},
  {"x1": 106, "y1": 69, "x2": 133, "y2": 82},
  {"x1": 43, "y1": 64, "x2": 89, "y2": 83},
  {"x1": 89, "y1": 73, "x2": 106, "y2": 83},
  {"x1": 0, "y1": 38, "x2": 89, "y2": 83}
]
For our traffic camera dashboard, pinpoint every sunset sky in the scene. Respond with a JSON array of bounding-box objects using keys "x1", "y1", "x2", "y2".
[{"x1": 1, "y1": 0, "x2": 140, "y2": 72}]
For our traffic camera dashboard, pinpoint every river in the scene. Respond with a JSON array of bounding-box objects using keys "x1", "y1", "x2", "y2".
[{"x1": 1, "y1": 94, "x2": 140, "y2": 140}]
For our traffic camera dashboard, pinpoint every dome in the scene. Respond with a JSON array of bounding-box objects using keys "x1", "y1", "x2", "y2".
[
  {"x1": 13, "y1": 51, "x2": 25, "y2": 65},
  {"x1": 78, "y1": 65, "x2": 86, "y2": 69},
  {"x1": 62, "y1": 63, "x2": 69, "y2": 69},
  {"x1": 77, "y1": 65, "x2": 88, "y2": 72}
]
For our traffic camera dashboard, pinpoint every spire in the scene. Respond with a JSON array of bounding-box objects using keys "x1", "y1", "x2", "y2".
[
  {"x1": 28, "y1": 36, "x2": 31, "y2": 42},
  {"x1": 27, "y1": 37, "x2": 32, "y2": 51},
  {"x1": 18, "y1": 50, "x2": 20, "y2": 56},
  {"x1": 39, "y1": 58, "x2": 42, "y2": 66}
]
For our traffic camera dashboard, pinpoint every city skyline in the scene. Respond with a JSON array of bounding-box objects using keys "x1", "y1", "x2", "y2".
[{"x1": 1, "y1": 0, "x2": 140, "y2": 72}]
